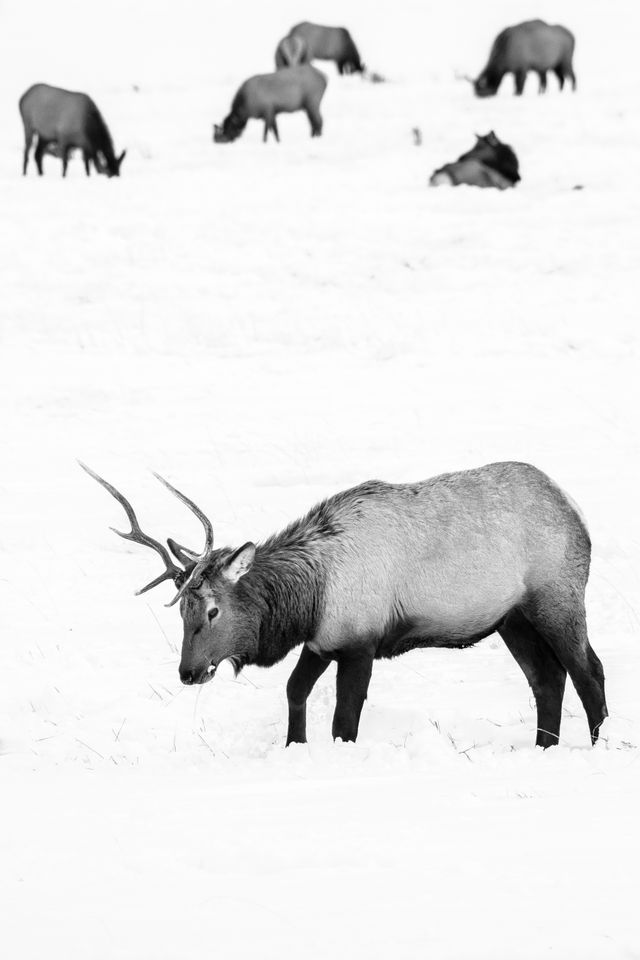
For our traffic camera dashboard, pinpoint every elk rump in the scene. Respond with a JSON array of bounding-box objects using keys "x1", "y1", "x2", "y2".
[
  {"x1": 473, "y1": 20, "x2": 576, "y2": 96},
  {"x1": 19, "y1": 83, "x2": 126, "y2": 177},
  {"x1": 274, "y1": 34, "x2": 308, "y2": 69},
  {"x1": 213, "y1": 65, "x2": 327, "y2": 143}
]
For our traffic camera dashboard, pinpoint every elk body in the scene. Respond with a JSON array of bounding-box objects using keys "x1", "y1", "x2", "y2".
[
  {"x1": 430, "y1": 132, "x2": 520, "y2": 190},
  {"x1": 82, "y1": 461, "x2": 607, "y2": 749},
  {"x1": 19, "y1": 83, "x2": 126, "y2": 177},
  {"x1": 213, "y1": 65, "x2": 327, "y2": 143},
  {"x1": 472, "y1": 20, "x2": 576, "y2": 97},
  {"x1": 277, "y1": 22, "x2": 364, "y2": 75}
]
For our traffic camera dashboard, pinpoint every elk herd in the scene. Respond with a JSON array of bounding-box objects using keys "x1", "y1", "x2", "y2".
[
  {"x1": 19, "y1": 18, "x2": 577, "y2": 188},
  {"x1": 70, "y1": 15, "x2": 606, "y2": 752}
]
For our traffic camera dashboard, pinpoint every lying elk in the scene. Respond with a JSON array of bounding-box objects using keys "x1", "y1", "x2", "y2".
[
  {"x1": 80, "y1": 460, "x2": 607, "y2": 748},
  {"x1": 430, "y1": 131, "x2": 520, "y2": 190},
  {"x1": 278, "y1": 22, "x2": 364, "y2": 75},
  {"x1": 213, "y1": 65, "x2": 327, "y2": 143},
  {"x1": 19, "y1": 83, "x2": 126, "y2": 177},
  {"x1": 460, "y1": 20, "x2": 576, "y2": 97}
]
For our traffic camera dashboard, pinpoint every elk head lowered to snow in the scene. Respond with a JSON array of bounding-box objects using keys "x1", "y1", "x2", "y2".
[{"x1": 81, "y1": 460, "x2": 607, "y2": 748}]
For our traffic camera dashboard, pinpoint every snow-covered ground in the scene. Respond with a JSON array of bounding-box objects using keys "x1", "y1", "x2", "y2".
[{"x1": 1, "y1": 1, "x2": 639, "y2": 957}]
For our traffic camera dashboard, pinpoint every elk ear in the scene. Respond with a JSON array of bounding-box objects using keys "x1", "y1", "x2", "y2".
[
  {"x1": 222, "y1": 542, "x2": 256, "y2": 583},
  {"x1": 117, "y1": 150, "x2": 126, "y2": 169}
]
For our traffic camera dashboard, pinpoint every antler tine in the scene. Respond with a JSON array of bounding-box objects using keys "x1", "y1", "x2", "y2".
[
  {"x1": 153, "y1": 473, "x2": 216, "y2": 607},
  {"x1": 167, "y1": 538, "x2": 200, "y2": 565},
  {"x1": 153, "y1": 473, "x2": 214, "y2": 554},
  {"x1": 79, "y1": 461, "x2": 183, "y2": 595}
]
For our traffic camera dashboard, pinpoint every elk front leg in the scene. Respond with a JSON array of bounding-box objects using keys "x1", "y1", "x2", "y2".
[
  {"x1": 34, "y1": 137, "x2": 46, "y2": 175},
  {"x1": 332, "y1": 652, "x2": 373, "y2": 742},
  {"x1": 61, "y1": 145, "x2": 71, "y2": 177},
  {"x1": 286, "y1": 646, "x2": 331, "y2": 745}
]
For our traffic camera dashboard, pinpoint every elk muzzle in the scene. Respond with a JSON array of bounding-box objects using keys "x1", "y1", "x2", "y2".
[{"x1": 179, "y1": 658, "x2": 217, "y2": 685}]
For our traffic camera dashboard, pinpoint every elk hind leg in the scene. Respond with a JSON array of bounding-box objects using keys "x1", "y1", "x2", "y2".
[
  {"x1": 523, "y1": 589, "x2": 607, "y2": 743},
  {"x1": 286, "y1": 645, "x2": 331, "y2": 745},
  {"x1": 537, "y1": 70, "x2": 547, "y2": 93},
  {"x1": 332, "y1": 652, "x2": 373, "y2": 742},
  {"x1": 307, "y1": 103, "x2": 323, "y2": 137},
  {"x1": 498, "y1": 609, "x2": 567, "y2": 747}
]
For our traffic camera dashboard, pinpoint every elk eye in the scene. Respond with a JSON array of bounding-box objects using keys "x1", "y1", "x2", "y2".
[{"x1": 208, "y1": 607, "x2": 219, "y2": 622}]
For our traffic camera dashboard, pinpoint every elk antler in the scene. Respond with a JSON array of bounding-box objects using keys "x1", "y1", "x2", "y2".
[
  {"x1": 153, "y1": 473, "x2": 215, "y2": 606},
  {"x1": 79, "y1": 461, "x2": 184, "y2": 595},
  {"x1": 167, "y1": 538, "x2": 199, "y2": 565}
]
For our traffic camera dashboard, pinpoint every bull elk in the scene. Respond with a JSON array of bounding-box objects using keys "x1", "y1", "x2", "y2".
[{"x1": 81, "y1": 460, "x2": 607, "y2": 748}]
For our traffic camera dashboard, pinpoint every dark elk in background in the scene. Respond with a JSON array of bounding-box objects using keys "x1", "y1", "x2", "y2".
[
  {"x1": 213, "y1": 65, "x2": 327, "y2": 143},
  {"x1": 81, "y1": 461, "x2": 607, "y2": 750},
  {"x1": 19, "y1": 83, "x2": 126, "y2": 177},
  {"x1": 463, "y1": 20, "x2": 576, "y2": 97},
  {"x1": 430, "y1": 132, "x2": 520, "y2": 189},
  {"x1": 275, "y1": 22, "x2": 364, "y2": 75}
]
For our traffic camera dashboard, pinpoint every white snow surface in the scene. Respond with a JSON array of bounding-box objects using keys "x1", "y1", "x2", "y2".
[{"x1": 1, "y1": 0, "x2": 640, "y2": 957}]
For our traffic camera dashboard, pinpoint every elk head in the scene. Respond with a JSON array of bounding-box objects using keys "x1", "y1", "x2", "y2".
[
  {"x1": 455, "y1": 70, "x2": 493, "y2": 97},
  {"x1": 213, "y1": 114, "x2": 245, "y2": 144},
  {"x1": 472, "y1": 72, "x2": 498, "y2": 98},
  {"x1": 213, "y1": 122, "x2": 235, "y2": 144},
  {"x1": 80, "y1": 462, "x2": 258, "y2": 685},
  {"x1": 94, "y1": 150, "x2": 127, "y2": 177}
]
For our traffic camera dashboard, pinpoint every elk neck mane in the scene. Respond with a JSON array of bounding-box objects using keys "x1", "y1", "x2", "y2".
[
  {"x1": 235, "y1": 494, "x2": 345, "y2": 667},
  {"x1": 86, "y1": 105, "x2": 116, "y2": 160}
]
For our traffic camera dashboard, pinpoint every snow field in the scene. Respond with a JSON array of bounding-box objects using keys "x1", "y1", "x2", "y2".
[{"x1": 1, "y1": 1, "x2": 639, "y2": 957}]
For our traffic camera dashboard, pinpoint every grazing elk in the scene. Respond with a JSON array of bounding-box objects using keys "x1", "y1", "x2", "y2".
[
  {"x1": 213, "y1": 65, "x2": 327, "y2": 143},
  {"x1": 466, "y1": 20, "x2": 576, "y2": 97},
  {"x1": 278, "y1": 22, "x2": 364, "y2": 75},
  {"x1": 19, "y1": 83, "x2": 126, "y2": 177},
  {"x1": 430, "y1": 131, "x2": 520, "y2": 189},
  {"x1": 81, "y1": 460, "x2": 607, "y2": 749}
]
